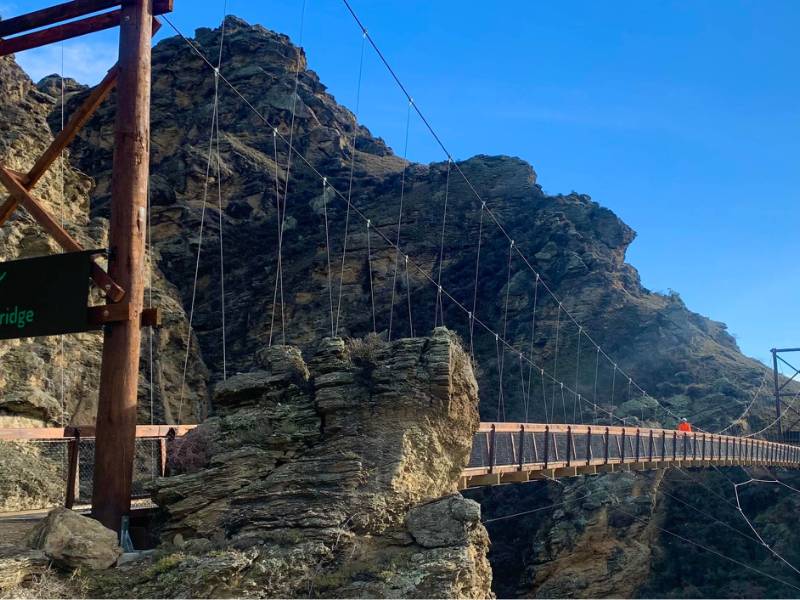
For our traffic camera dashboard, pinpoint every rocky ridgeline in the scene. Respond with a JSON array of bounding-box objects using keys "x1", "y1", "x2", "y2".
[{"x1": 77, "y1": 328, "x2": 490, "y2": 598}]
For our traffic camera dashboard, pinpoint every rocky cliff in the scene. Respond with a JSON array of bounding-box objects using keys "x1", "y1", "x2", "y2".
[
  {"x1": 86, "y1": 329, "x2": 492, "y2": 598},
  {"x1": 2, "y1": 13, "x2": 800, "y2": 599}
]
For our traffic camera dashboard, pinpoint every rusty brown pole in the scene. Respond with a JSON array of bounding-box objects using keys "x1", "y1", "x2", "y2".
[{"x1": 91, "y1": 0, "x2": 153, "y2": 532}]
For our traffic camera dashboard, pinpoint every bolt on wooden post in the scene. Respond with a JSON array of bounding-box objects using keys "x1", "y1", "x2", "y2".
[{"x1": 91, "y1": 0, "x2": 153, "y2": 532}]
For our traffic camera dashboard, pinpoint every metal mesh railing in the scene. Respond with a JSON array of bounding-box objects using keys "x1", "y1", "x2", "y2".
[
  {"x1": 0, "y1": 426, "x2": 194, "y2": 513},
  {"x1": 466, "y1": 424, "x2": 800, "y2": 479}
]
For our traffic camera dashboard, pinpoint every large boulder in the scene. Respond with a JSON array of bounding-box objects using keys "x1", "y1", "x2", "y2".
[{"x1": 26, "y1": 507, "x2": 122, "y2": 570}]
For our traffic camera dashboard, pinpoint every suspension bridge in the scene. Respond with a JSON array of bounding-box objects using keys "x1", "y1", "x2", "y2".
[{"x1": 2, "y1": 3, "x2": 800, "y2": 592}]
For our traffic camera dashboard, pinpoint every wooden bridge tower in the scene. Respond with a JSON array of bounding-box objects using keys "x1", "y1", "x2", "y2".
[{"x1": 0, "y1": 0, "x2": 172, "y2": 532}]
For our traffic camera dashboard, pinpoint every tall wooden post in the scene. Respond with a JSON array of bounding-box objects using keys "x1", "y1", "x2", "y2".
[{"x1": 91, "y1": 0, "x2": 153, "y2": 532}]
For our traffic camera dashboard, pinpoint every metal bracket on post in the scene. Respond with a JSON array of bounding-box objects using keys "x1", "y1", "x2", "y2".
[
  {"x1": 64, "y1": 428, "x2": 80, "y2": 509},
  {"x1": 488, "y1": 425, "x2": 496, "y2": 474}
]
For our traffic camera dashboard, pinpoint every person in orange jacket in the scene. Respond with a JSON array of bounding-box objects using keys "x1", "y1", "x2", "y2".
[{"x1": 677, "y1": 417, "x2": 692, "y2": 432}]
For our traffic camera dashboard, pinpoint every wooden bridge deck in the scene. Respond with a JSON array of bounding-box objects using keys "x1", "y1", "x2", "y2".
[
  {"x1": 1, "y1": 423, "x2": 797, "y2": 504},
  {"x1": 460, "y1": 423, "x2": 800, "y2": 488}
]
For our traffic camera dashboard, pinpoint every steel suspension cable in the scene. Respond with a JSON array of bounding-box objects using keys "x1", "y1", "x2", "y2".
[
  {"x1": 160, "y1": 16, "x2": 634, "y2": 422},
  {"x1": 387, "y1": 100, "x2": 412, "y2": 341},
  {"x1": 716, "y1": 373, "x2": 769, "y2": 434},
  {"x1": 519, "y1": 354, "x2": 529, "y2": 422},
  {"x1": 215, "y1": 1, "x2": 228, "y2": 379},
  {"x1": 744, "y1": 390, "x2": 800, "y2": 439},
  {"x1": 269, "y1": 0, "x2": 307, "y2": 347},
  {"x1": 496, "y1": 241, "x2": 514, "y2": 421},
  {"x1": 524, "y1": 274, "x2": 540, "y2": 414},
  {"x1": 404, "y1": 254, "x2": 414, "y2": 338},
  {"x1": 366, "y1": 219, "x2": 376, "y2": 332},
  {"x1": 469, "y1": 202, "x2": 485, "y2": 357},
  {"x1": 573, "y1": 327, "x2": 582, "y2": 423},
  {"x1": 339, "y1": 0, "x2": 664, "y2": 419},
  {"x1": 434, "y1": 159, "x2": 452, "y2": 328},
  {"x1": 592, "y1": 347, "x2": 600, "y2": 425},
  {"x1": 609, "y1": 364, "x2": 617, "y2": 426},
  {"x1": 213, "y1": 79, "x2": 227, "y2": 380},
  {"x1": 322, "y1": 178, "x2": 335, "y2": 336},
  {"x1": 334, "y1": 31, "x2": 367, "y2": 336},
  {"x1": 268, "y1": 129, "x2": 286, "y2": 346},
  {"x1": 551, "y1": 303, "x2": 561, "y2": 421},
  {"x1": 178, "y1": 67, "x2": 221, "y2": 423},
  {"x1": 733, "y1": 471, "x2": 800, "y2": 577}
]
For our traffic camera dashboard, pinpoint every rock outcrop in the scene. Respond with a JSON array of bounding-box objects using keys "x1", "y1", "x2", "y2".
[{"x1": 88, "y1": 329, "x2": 491, "y2": 598}]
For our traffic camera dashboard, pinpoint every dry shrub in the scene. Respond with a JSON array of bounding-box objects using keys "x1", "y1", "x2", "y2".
[
  {"x1": 346, "y1": 333, "x2": 388, "y2": 365},
  {"x1": 167, "y1": 427, "x2": 212, "y2": 475},
  {"x1": 0, "y1": 568, "x2": 87, "y2": 599}
]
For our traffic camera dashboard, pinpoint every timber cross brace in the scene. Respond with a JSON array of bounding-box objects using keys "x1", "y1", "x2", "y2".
[{"x1": 0, "y1": 0, "x2": 172, "y2": 318}]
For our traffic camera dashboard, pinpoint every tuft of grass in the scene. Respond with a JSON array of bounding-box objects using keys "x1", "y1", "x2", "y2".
[
  {"x1": 0, "y1": 568, "x2": 88, "y2": 599},
  {"x1": 346, "y1": 333, "x2": 388, "y2": 365}
]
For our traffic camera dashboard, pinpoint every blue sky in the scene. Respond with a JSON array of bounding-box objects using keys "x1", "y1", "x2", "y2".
[{"x1": 3, "y1": 0, "x2": 798, "y2": 368}]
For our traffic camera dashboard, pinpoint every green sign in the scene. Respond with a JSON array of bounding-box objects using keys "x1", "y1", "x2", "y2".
[{"x1": 0, "y1": 251, "x2": 99, "y2": 340}]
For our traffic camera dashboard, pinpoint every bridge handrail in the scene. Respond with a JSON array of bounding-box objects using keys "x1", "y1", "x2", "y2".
[
  {"x1": 0, "y1": 424, "x2": 197, "y2": 441},
  {"x1": 477, "y1": 422, "x2": 793, "y2": 452}
]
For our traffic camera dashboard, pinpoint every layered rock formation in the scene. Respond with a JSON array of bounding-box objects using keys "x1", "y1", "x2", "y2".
[{"x1": 88, "y1": 329, "x2": 491, "y2": 598}]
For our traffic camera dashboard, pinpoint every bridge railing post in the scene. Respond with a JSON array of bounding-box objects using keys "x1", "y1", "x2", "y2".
[
  {"x1": 488, "y1": 425, "x2": 496, "y2": 474},
  {"x1": 648, "y1": 430, "x2": 654, "y2": 463},
  {"x1": 566, "y1": 426, "x2": 573, "y2": 467},
  {"x1": 701, "y1": 434, "x2": 706, "y2": 462},
  {"x1": 635, "y1": 429, "x2": 640, "y2": 462},
  {"x1": 673, "y1": 431, "x2": 677, "y2": 462},
  {"x1": 543, "y1": 425, "x2": 550, "y2": 469},
  {"x1": 586, "y1": 427, "x2": 592, "y2": 466},
  {"x1": 661, "y1": 431, "x2": 666, "y2": 461},
  {"x1": 604, "y1": 427, "x2": 610, "y2": 465},
  {"x1": 518, "y1": 425, "x2": 525, "y2": 471},
  {"x1": 683, "y1": 433, "x2": 689, "y2": 462},
  {"x1": 621, "y1": 428, "x2": 627, "y2": 463}
]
